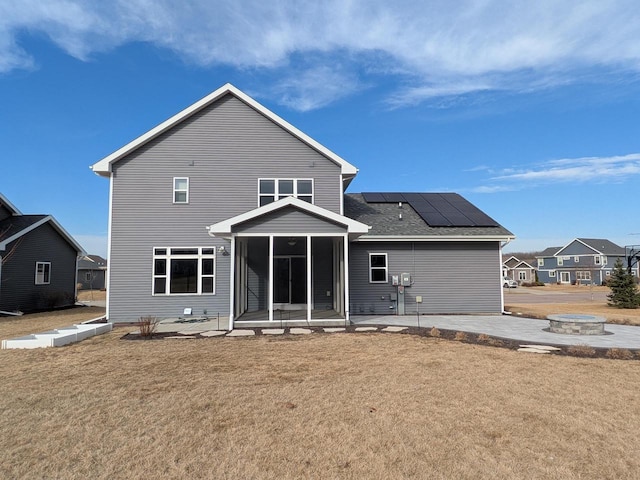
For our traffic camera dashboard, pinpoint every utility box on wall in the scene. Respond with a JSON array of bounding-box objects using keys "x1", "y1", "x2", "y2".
[{"x1": 401, "y1": 273, "x2": 411, "y2": 286}]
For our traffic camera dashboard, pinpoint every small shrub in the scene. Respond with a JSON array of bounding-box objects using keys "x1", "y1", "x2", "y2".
[
  {"x1": 567, "y1": 344, "x2": 596, "y2": 357},
  {"x1": 606, "y1": 348, "x2": 634, "y2": 360},
  {"x1": 477, "y1": 333, "x2": 491, "y2": 343},
  {"x1": 488, "y1": 338, "x2": 504, "y2": 347},
  {"x1": 429, "y1": 327, "x2": 441, "y2": 338},
  {"x1": 454, "y1": 331, "x2": 468, "y2": 342},
  {"x1": 138, "y1": 316, "x2": 159, "y2": 338}
]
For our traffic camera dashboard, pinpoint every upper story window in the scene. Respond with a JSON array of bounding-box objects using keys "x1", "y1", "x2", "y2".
[
  {"x1": 259, "y1": 179, "x2": 313, "y2": 206},
  {"x1": 369, "y1": 253, "x2": 388, "y2": 283},
  {"x1": 594, "y1": 255, "x2": 601, "y2": 265},
  {"x1": 173, "y1": 177, "x2": 189, "y2": 204},
  {"x1": 537, "y1": 258, "x2": 544, "y2": 267},
  {"x1": 153, "y1": 247, "x2": 215, "y2": 295},
  {"x1": 35, "y1": 262, "x2": 51, "y2": 285},
  {"x1": 557, "y1": 257, "x2": 563, "y2": 266}
]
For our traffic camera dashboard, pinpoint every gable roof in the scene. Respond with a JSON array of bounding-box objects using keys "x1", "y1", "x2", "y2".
[
  {"x1": 207, "y1": 196, "x2": 370, "y2": 238},
  {"x1": 573, "y1": 238, "x2": 625, "y2": 256},
  {"x1": 344, "y1": 193, "x2": 514, "y2": 240},
  {"x1": 90, "y1": 83, "x2": 358, "y2": 179},
  {"x1": 0, "y1": 214, "x2": 85, "y2": 254},
  {"x1": 503, "y1": 256, "x2": 521, "y2": 267},
  {"x1": 512, "y1": 260, "x2": 536, "y2": 269}
]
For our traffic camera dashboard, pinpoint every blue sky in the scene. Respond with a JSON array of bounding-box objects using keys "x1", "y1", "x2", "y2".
[{"x1": 2, "y1": 1, "x2": 640, "y2": 258}]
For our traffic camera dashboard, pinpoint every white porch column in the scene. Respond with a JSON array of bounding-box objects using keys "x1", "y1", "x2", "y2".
[
  {"x1": 343, "y1": 234, "x2": 350, "y2": 323},
  {"x1": 268, "y1": 235, "x2": 274, "y2": 322},
  {"x1": 307, "y1": 235, "x2": 312, "y2": 322},
  {"x1": 228, "y1": 235, "x2": 235, "y2": 331}
]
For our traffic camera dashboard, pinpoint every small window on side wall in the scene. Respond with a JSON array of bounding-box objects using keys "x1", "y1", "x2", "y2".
[
  {"x1": 369, "y1": 253, "x2": 388, "y2": 283},
  {"x1": 35, "y1": 262, "x2": 51, "y2": 285},
  {"x1": 173, "y1": 177, "x2": 189, "y2": 204}
]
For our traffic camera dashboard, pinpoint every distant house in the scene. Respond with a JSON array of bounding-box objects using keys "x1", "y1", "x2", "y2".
[
  {"x1": 77, "y1": 255, "x2": 107, "y2": 290},
  {"x1": 502, "y1": 256, "x2": 536, "y2": 284},
  {"x1": 536, "y1": 238, "x2": 636, "y2": 285},
  {"x1": 90, "y1": 83, "x2": 514, "y2": 328},
  {"x1": 0, "y1": 193, "x2": 84, "y2": 313}
]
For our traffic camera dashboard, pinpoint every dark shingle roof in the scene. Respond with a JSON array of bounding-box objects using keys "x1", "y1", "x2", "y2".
[
  {"x1": 0, "y1": 215, "x2": 48, "y2": 242},
  {"x1": 536, "y1": 247, "x2": 561, "y2": 257},
  {"x1": 577, "y1": 238, "x2": 625, "y2": 255},
  {"x1": 344, "y1": 193, "x2": 513, "y2": 237}
]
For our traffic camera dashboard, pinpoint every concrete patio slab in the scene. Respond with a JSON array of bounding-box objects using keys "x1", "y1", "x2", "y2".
[
  {"x1": 382, "y1": 326, "x2": 407, "y2": 332},
  {"x1": 355, "y1": 327, "x2": 378, "y2": 332},
  {"x1": 351, "y1": 314, "x2": 640, "y2": 349}
]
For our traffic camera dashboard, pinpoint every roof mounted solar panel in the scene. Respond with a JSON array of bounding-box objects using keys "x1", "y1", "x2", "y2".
[{"x1": 361, "y1": 192, "x2": 499, "y2": 227}]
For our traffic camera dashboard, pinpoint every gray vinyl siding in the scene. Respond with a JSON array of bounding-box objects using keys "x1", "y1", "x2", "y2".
[
  {"x1": 108, "y1": 94, "x2": 342, "y2": 322},
  {"x1": 77, "y1": 269, "x2": 106, "y2": 290},
  {"x1": 349, "y1": 241, "x2": 503, "y2": 315},
  {"x1": 0, "y1": 222, "x2": 78, "y2": 313},
  {"x1": 234, "y1": 208, "x2": 346, "y2": 234},
  {"x1": 557, "y1": 241, "x2": 597, "y2": 256}
]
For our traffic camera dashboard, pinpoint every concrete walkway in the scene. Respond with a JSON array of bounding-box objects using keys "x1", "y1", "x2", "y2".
[{"x1": 351, "y1": 314, "x2": 640, "y2": 349}]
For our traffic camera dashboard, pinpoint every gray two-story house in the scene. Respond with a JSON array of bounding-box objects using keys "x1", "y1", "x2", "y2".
[
  {"x1": 536, "y1": 238, "x2": 636, "y2": 285},
  {"x1": 0, "y1": 193, "x2": 84, "y2": 313},
  {"x1": 91, "y1": 84, "x2": 514, "y2": 329}
]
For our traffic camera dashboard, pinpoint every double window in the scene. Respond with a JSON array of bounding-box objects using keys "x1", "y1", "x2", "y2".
[
  {"x1": 153, "y1": 247, "x2": 215, "y2": 295},
  {"x1": 576, "y1": 271, "x2": 591, "y2": 281},
  {"x1": 35, "y1": 262, "x2": 51, "y2": 285},
  {"x1": 258, "y1": 179, "x2": 313, "y2": 206},
  {"x1": 518, "y1": 271, "x2": 527, "y2": 281},
  {"x1": 369, "y1": 253, "x2": 388, "y2": 283},
  {"x1": 173, "y1": 177, "x2": 189, "y2": 204}
]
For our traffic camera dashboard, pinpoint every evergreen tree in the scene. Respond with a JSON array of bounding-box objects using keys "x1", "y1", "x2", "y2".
[{"x1": 607, "y1": 258, "x2": 640, "y2": 308}]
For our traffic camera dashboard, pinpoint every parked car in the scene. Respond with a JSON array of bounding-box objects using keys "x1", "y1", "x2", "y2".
[{"x1": 503, "y1": 278, "x2": 518, "y2": 288}]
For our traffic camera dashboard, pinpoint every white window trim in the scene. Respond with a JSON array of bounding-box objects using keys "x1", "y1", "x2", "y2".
[
  {"x1": 518, "y1": 271, "x2": 527, "y2": 281},
  {"x1": 557, "y1": 257, "x2": 563, "y2": 266},
  {"x1": 369, "y1": 252, "x2": 388, "y2": 284},
  {"x1": 537, "y1": 258, "x2": 544, "y2": 267},
  {"x1": 173, "y1": 177, "x2": 189, "y2": 204},
  {"x1": 152, "y1": 247, "x2": 215, "y2": 296},
  {"x1": 576, "y1": 271, "x2": 591, "y2": 281},
  {"x1": 35, "y1": 262, "x2": 51, "y2": 285},
  {"x1": 258, "y1": 178, "x2": 314, "y2": 206},
  {"x1": 549, "y1": 270, "x2": 556, "y2": 277},
  {"x1": 594, "y1": 255, "x2": 602, "y2": 265}
]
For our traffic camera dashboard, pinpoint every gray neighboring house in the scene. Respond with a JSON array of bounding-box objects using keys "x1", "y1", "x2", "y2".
[
  {"x1": 91, "y1": 83, "x2": 514, "y2": 328},
  {"x1": 536, "y1": 238, "x2": 637, "y2": 285},
  {"x1": 77, "y1": 255, "x2": 107, "y2": 290},
  {"x1": 502, "y1": 255, "x2": 536, "y2": 284},
  {"x1": 0, "y1": 193, "x2": 84, "y2": 313}
]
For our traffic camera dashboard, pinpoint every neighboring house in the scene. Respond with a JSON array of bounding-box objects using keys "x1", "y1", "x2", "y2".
[
  {"x1": 77, "y1": 255, "x2": 107, "y2": 290},
  {"x1": 0, "y1": 193, "x2": 84, "y2": 313},
  {"x1": 502, "y1": 256, "x2": 536, "y2": 284},
  {"x1": 536, "y1": 238, "x2": 636, "y2": 285},
  {"x1": 91, "y1": 83, "x2": 514, "y2": 328}
]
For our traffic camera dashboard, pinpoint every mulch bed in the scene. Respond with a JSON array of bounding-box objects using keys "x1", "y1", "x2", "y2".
[{"x1": 121, "y1": 325, "x2": 640, "y2": 360}]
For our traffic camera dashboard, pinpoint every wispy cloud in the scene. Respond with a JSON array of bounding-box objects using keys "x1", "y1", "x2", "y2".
[
  {"x1": 472, "y1": 153, "x2": 640, "y2": 192},
  {"x1": 2, "y1": 1, "x2": 640, "y2": 110}
]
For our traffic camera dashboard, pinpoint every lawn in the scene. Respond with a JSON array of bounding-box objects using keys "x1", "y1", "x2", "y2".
[
  {"x1": 505, "y1": 285, "x2": 640, "y2": 325},
  {"x1": 1, "y1": 308, "x2": 640, "y2": 479}
]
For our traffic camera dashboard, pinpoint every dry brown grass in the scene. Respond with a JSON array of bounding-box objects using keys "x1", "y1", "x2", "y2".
[
  {"x1": 506, "y1": 302, "x2": 640, "y2": 325},
  {"x1": 77, "y1": 289, "x2": 107, "y2": 302},
  {"x1": 1, "y1": 329, "x2": 640, "y2": 479},
  {"x1": 0, "y1": 306, "x2": 106, "y2": 339}
]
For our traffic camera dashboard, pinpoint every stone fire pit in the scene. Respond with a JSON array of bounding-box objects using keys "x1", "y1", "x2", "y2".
[{"x1": 547, "y1": 314, "x2": 607, "y2": 335}]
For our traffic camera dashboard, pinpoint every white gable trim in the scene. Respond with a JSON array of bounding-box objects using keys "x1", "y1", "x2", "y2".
[
  {"x1": 206, "y1": 197, "x2": 370, "y2": 236},
  {"x1": 0, "y1": 193, "x2": 22, "y2": 215},
  {"x1": 0, "y1": 216, "x2": 85, "y2": 254},
  {"x1": 91, "y1": 83, "x2": 358, "y2": 177}
]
